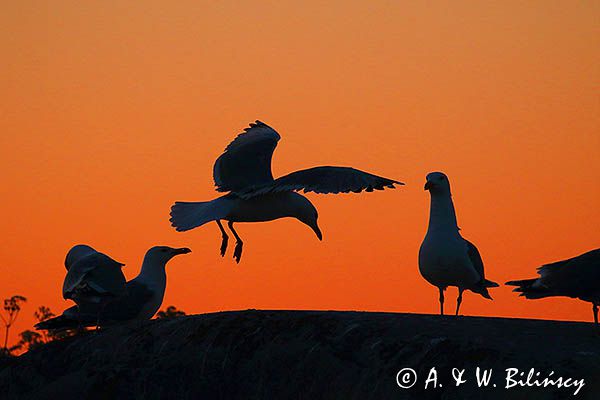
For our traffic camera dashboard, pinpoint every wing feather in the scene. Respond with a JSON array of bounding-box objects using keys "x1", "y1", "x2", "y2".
[
  {"x1": 239, "y1": 166, "x2": 402, "y2": 198},
  {"x1": 465, "y1": 240, "x2": 485, "y2": 280},
  {"x1": 62, "y1": 252, "x2": 126, "y2": 301},
  {"x1": 213, "y1": 120, "x2": 280, "y2": 192},
  {"x1": 535, "y1": 248, "x2": 600, "y2": 298}
]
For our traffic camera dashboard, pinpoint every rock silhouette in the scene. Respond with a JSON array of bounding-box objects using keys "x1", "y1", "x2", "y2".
[{"x1": 1, "y1": 310, "x2": 599, "y2": 399}]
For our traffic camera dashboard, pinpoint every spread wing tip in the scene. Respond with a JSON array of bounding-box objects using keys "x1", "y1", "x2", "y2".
[
  {"x1": 249, "y1": 120, "x2": 266, "y2": 128},
  {"x1": 242, "y1": 120, "x2": 279, "y2": 136},
  {"x1": 369, "y1": 178, "x2": 405, "y2": 191}
]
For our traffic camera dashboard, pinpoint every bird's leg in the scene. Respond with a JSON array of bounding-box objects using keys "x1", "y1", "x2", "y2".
[
  {"x1": 455, "y1": 288, "x2": 464, "y2": 316},
  {"x1": 216, "y1": 220, "x2": 229, "y2": 257},
  {"x1": 95, "y1": 301, "x2": 108, "y2": 332},
  {"x1": 76, "y1": 304, "x2": 83, "y2": 330},
  {"x1": 438, "y1": 287, "x2": 445, "y2": 316},
  {"x1": 95, "y1": 309, "x2": 103, "y2": 332},
  {"x1": 593, "y1": 303, "x2": 598, "y2": 325},
  {"x1": 228, "y1": 221, "x2": 243, "y2": 263}
]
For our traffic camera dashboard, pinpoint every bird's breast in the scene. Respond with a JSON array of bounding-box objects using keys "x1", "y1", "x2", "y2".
[
  {"x1": 136, "y1": 289, "x2": 164, "y2": 320},
  {"x1": 419, "y1": 234, "x2": 479, "y2": 287}
]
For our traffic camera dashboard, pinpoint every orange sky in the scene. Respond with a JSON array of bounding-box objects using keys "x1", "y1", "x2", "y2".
[{"x1": 1, "y1": 1, "x2": 599, "y2": 344}]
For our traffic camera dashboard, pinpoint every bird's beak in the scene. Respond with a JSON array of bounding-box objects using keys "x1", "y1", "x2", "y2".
[
  {"x1": 312, "y1": 224, "x2": 323, "y2": 241},
  {"x1": 424, "y1": 181, "x2": 433, "y2": 191},
  {"x1": 172, "y1": 247, "x2": 192, "y2": 255}
]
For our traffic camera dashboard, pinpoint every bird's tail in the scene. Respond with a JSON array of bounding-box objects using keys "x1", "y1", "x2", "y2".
[
  {"x1": 505, "y1": 278, "x2": 537, "y2": 287},
  {"x1": 170, "y1": 200, "x2": 228, "y2": 232},
  {"x1": 471, "y1": 279, "x2": 499, "y2": 300},
  {"x1": 35, "y1": 315, "x2": 81, "y2": 331},
  {"x1": 505, "y1": 278, "x2": 550, "y2": 299},
  {"x1": 483, "y1": 279, "x2": 499, "y2": 288}
]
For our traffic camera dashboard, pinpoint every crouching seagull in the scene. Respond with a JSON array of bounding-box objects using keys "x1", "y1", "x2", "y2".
[
  {"x1": 506, "y1": 248, "x2": 600, "y2": 324},
  {"x1": 170, "y1": 120, "x2": 403, "y2": 263},
  {"x1": 36, "y1": 246, "x2": 191, "y2": 330},
  {"x1": 418, "y1": 172, "x2": 498, "y2": 316}
]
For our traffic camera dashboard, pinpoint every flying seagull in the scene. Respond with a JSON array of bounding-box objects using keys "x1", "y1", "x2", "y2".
[
  {"x1": 36, "y1": 246, "x2": 191, "y2": 330},
  {"x1": 170, "y1": 120, "x2": 402, "y2": 263},
  {"x1": 506, "y1": 248, "x2": 600, "y2": 324},
  {"x1": 418, "y1": 172, "x2": 498, "y2": 315},
  {"x1": 62, "y1": 244, "x2": 127, "y2": 307}
]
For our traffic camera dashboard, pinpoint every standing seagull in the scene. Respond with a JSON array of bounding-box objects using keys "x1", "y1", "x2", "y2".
[
  {"x1": 419, "y1": 172, "x2": 498, "y2": 315},
  {"x1": 36, "y1": 246, "x2": 191, "y2": 330},
  {"x1": 506, "y1": 248, "x2": 600, "y2": 324},
  {"x1": 170, "y1": 120, "x2": 402, "y2": 263}
]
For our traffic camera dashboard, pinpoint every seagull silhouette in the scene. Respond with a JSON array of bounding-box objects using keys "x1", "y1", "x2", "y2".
[
  {"x1": 36, "y1": 246, "x2": 191, "y2": 330},
  {"x1": 170, "y1": 120, "x2": 402, "y2": 263},
  {"x1": 506, "y1": 248, "x2": 600, "y2": 324},
  {"x1": 419, "y1": 172, "x2": 498, "y2": 315}
]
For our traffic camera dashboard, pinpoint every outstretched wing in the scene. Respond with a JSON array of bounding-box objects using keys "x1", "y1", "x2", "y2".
[
  {"x1": 62, "y1": 252, "x2": 126, "y2": 301},
  {"x1": 213, "y1": 120, "x2": 281, "y2": 193},
  {"x1": 239, "y1": 166, "x2": 403, "y2": 198}
]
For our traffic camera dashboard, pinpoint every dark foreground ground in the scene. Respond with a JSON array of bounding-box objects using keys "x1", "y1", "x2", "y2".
[{"x1": 1, "y1": 310, "x2": 599, "y2": 399}]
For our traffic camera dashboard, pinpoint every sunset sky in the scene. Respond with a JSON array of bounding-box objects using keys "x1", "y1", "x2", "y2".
[{"x1": 1, "y1": 1, "x2": 599, "y2": 345}]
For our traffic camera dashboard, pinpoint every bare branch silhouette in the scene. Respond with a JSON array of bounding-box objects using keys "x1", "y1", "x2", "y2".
[{"x1": 1, "y1": 295, "x2": 27, "y2": 355}]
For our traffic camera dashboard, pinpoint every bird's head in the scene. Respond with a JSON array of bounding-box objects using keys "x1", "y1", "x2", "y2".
[
  {"x1": 65, "y1": 244, "x2": 97, "y2": 270},
  {"x1": 293, "y1": 195, "x2": 322, "y2": 241},
  {"x1": 144, "y1": 246, "x2": 192, "y2": 266},
  {"x1": 424, "y1": 171, "x2": 452, "y2": 196}
]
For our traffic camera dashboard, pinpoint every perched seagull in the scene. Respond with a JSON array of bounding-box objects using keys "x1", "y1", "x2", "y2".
[
  {"x1": 418, "y1": 172, "x2": 498, "y2": 316},
  {"x1": 62, "y1": 244, "x2": 127, "y2": 307},
  {"x1": 506, "y1": 248, "x2": 600, "y2": 324},
  {"x1": 170, "y1": 120, "x2": 402, "y2": 263},
  {"x1": 36, "y1": 246, "x2": 191, "y2": 330}
]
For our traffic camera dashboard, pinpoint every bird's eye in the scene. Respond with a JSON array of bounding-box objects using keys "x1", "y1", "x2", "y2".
[
  {"x1": 439, "y1": 176, "x2": 445, "y2": 180},
  {"x1": 161, "y1": 249, "x2": 167, "y2": 253}
]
